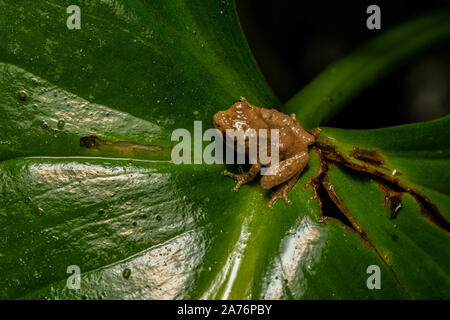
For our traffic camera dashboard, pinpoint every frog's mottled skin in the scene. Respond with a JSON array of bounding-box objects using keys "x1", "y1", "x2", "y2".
[{"x1": 213, "y1": 98, "x2": 315, "y2": 207}]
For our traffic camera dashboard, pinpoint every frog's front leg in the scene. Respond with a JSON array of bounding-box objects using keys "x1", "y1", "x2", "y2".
[{"x1": 224, "y1": 163, "x2": 261, "y2": 192}]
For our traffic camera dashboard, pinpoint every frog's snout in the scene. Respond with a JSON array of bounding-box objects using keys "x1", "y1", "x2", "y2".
[{"x1": 213, "y1": 111, "x2": 230, "y2": 131}]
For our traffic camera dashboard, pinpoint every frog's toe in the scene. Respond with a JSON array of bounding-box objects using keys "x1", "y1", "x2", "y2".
[
  {"x1": 283, "y1": 193, "x2": 292, "y2": 205},
  {"x1": 267, "y1": 192, "x2": 282, "y2": 208},
  {"x1": 282, "y1": 187, "x2": 292, "y2": 202},
  {"x1": 223, "y1": 170, "x2": 236, "y2": 178},
  {"x1": 268, "y1": 186, "x2": 293, "y2": 208},
  {"x1": 223, "y1": 170, "x2": 244, "y2": 192},
  {"x1": 267, "y1": 198, "x2": 276, "y2": 208},
  {"x1": 233, "y1": 181, "x2": 244, "y2": 192}
]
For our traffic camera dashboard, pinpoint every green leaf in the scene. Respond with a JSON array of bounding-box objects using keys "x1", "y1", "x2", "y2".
[
  {"x1": 282, "y1": 10, "x2": 450, "y2": 129},
  {"x1": 314, "y1": 116, "x2": 450, "y2": 298},
  {"x1": 316, "y1": 115, "x2": 450, "y2": 221},
  {"x1": 0, "y1": 0, "x2": 279, "y2": 162},
  {"x1": 323, "y1": 164, "x2": 450, "y2": 299},
  {"x1": 2, "y1": 153, "x2": 406, "y2": 299}
]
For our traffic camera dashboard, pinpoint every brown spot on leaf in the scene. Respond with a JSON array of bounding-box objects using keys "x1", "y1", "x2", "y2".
[
  {"x1": 80, "y1": 135, "x2": 163, "y2": 154},
  {"x1": 377, "y1": 182, "x2": 403, "y2": 218},
  {"x1": 350, "y1": 147, "x2": 384, "y2": 166},
  {"x1": 413, "y1": 195, "x2": 450, "y2": 233},
  {"x1": 80, "y1": 135, "x2": 102, "y2": 149}
]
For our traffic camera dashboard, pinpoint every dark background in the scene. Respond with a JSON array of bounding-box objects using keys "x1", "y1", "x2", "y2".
[{"x1": 237, "y1": 0, "x2": 450, "y2": 128}]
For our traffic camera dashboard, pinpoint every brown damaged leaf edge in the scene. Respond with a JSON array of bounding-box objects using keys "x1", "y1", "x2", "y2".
[
  {"x1": 316, "y1": 162, "x2": 411, "y2": 297},
  {"x1": 303, "y1": 147, "x2": 364, "y2": 235},
  {"x1": 314, "y1": 134, "x2": 450, "y2": 233},
  {"x1": 304, "y1": 150, "x2": 411, "y2": 297},
  {"x1": 377, "y1": 182, "x2": 403, "y2": 219},
  {"x1": 350, "y1": 147, "x2": 385, "y2": 167},
  {"x1": 80, "y1": 135, "x2": 164, "y2": 155},
  {"x1": 321, "y1": 173, "x2": 365, "y2": 234},
  {"x1": 304, "y1": 149, "x2": 364, "y2": 234}
]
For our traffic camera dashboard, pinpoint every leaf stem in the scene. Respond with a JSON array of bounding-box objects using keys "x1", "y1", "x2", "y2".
[{"x1": 282, "y1": 9, "x2": 450, "y2": 129}]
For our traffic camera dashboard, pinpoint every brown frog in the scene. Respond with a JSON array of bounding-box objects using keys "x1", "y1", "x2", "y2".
[{"x1": 213, "y1": 98, "x2": 315, "y2": 207}]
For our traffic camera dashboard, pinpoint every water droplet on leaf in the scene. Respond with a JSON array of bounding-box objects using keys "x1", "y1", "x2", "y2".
[
  {"x1": 122, "y1": 268, "x2": 131, "y2": 279},
  {"x1": 19, "y1": 90, "x2": 27, "y2": 101}
]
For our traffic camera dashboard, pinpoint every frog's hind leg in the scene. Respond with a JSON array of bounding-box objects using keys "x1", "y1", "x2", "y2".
[
  {"x1": 224, "y1": 163, "x2": 261, "y2": 192},
  {"x1": 261, "y1": 151, "x2": 309, "y2": 207},
  {"x1": 260, "y1": 151, "x2": 309, "y2": 190},
  {"x1": 267, "y1": 171, "x2": 301, "y2": 208}
]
